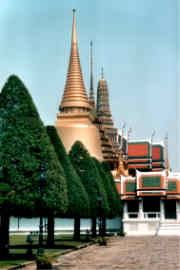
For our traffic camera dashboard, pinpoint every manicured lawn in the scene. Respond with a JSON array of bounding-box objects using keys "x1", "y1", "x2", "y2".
[{"x1": 0, "y1": 234, "x2": 91, "y2": 268}]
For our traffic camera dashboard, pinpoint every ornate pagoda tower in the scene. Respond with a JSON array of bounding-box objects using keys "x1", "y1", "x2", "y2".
[
  {"x1": 55, "y1": 9, "x2": 103, "y2": 161},
  {"x1": 96, "y1": 69, "x2": 118, "y2": 150}
]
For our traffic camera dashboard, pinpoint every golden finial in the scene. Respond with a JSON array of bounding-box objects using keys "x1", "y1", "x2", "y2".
[
  {"x1": 101, "y1": 67, "x2": 104, "y2": 79},
  {"x1": 151, "y1": 130, "x2": 155, "y2": 144},
  {"x1": 90, "y1": 41, "x2": 93, "y2": 73},
  {"x1": 72, "y1": 8, "x2": 77, "y2": 44},
  {"x1": 164, "y1": 133, "x2": 169, "y2": 173},
  {"x1": 126, "y1": 127, "x2": 132, "y2": 156},
  {"x1": 89, "y1": 40, "x2": 95, "y2": 108},
  {"x1": 120, "y1": 123, "x2": 126, "y2": 153},
  {"x1": 127, "y1": 127, "x2": 132, "y2": 142}
]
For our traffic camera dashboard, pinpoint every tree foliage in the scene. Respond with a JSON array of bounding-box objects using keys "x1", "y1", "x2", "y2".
[
  {"x1": 69, "y1": 141, "x2": 109, "y2": 218},
  {"x1": 92, "y1": 158, "x2": 120, "y2": 218},
  {"x1": 46, "y1": 126, "x2": 89, "y2": 218},
  {"x1": 0, "y1": 75, "x2": 68, "y2": 217},
  {"x1": 102, "y1": 161, "x2": 122, "y2": 213}
]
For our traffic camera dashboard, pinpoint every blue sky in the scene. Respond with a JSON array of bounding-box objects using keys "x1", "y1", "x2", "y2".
[{"x1": 0, "y1": 0, "x2": 179, "y2": 170}]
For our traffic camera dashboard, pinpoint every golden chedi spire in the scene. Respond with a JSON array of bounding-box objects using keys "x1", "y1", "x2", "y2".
[
  {"x1": 56, "y1": 10, "x2": 103, "y2": 161},
  {"x1": 60, "y1": 9, "x2": 90, "y2": 112}
]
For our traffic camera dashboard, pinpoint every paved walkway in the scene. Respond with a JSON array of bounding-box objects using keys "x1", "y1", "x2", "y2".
[{"x1": 19, "y1": 236, "x2": 180, "y2": 270}]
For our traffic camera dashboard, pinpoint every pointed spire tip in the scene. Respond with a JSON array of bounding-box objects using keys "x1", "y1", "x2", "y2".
[
  {"x1": 101, "y1": 67, "x2": 104, "y2": 79},
  {"x1": 60, "y1": 8, "x2": 90, "y2": 111}
]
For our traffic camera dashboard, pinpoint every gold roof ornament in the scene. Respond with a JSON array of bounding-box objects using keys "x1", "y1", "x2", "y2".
[
  {"x1": 59, "y1": 9, "x2": 90, "y2": 111},
  {"x1": 116, "y1": 124, "x2": 129, "y2": 178},
  {"x1": 126, "y1": 127, "x2": 132, "y2": 157},
  {"x1": 151, "y1": 130, "x2": 156, "y2": 144},
  {"x1": 164, "y1": 133, "x2": 170, "y2": 175},
  {"x1": 120, "y1": 123, "x2": 126, "y2": 153},
  {"x1": 101, "y1": 67, "x2": 104, "y2": 80}
]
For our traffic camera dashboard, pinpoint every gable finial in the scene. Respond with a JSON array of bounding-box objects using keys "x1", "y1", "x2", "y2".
[{"x1": 101, "y1": 67, "x2": 104, "y2": 79}]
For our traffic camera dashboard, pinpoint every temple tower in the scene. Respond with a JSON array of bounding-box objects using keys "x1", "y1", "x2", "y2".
[
  {"x1": 56, "y1": 9, "x2": 103, "y2": 161},
  {"x1": 96, "y1": 69, "x2": 118, "y2": 147}
]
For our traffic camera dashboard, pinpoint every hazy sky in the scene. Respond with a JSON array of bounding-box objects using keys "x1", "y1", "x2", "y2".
[{"x1": 0, "y1": 0, "x2": 179, "y2": 170}]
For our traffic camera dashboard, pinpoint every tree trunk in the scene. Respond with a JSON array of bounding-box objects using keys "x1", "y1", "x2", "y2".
[
  {"x1": 0, "y1": 211, "x2": 10, "y2": 257},
  {"x1": 73, "y1": 216, "x2": 80, "y2": 240},
  {"x1": 91, "y1": 217, "x2": 97, "y2": 237},
  {"x1": 102, "y1": 217, "x2": 106, "y2": 236},
  {"x1": 47, "y1": 216, "x2": 54, "y2": 247}
]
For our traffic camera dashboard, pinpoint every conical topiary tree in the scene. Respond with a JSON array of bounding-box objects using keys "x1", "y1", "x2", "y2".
[
  {"x1": 102, "y1": 161, "x2": 122, "y2": 215},
  {"x1": 92, "y1": 158, "x2": 121, "y2": 235},
  {"x1": 0, "y1": 75, "x2": 68, "y2": 254},
  {"x1": 69, "y1": 141, "x2": 110, "y2": 237},
  {"x1": 46, "y1": 126, "x2": 90, "y2": 240}
]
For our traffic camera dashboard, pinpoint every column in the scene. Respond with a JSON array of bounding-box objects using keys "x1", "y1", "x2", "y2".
[
  {"x1": 139, "y1": 199, "x2": 144, "y2": 220},
  {"x1": 123, "y1": 201, "x2": 128, "y2": 220},
  {"x1": 160, "y1": 199, "x2": 165, "y2": 221},
  {"x1": 176, "y1": 200, "x2": 180, "y2": 221}
]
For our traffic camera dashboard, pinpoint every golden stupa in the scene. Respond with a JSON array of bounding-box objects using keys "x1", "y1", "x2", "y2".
[{"x1": 55, "y1": 9, "x2": 103, "y2": 161}]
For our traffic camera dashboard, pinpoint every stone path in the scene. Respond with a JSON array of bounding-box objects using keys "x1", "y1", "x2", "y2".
[{"x1": 18, "y1": 236, "x2": 180, "y2": 270}]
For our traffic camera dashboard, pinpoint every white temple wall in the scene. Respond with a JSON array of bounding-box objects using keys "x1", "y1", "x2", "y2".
[
  {"x1": 176, "y1": 200, "x2": 180, "y2": 221},
  {"x1": 124, "y1": 220, "x2": 159, "y2": 235},
  {"x1": 123, "y1": 199, "x2": 180, "y2": 236}
]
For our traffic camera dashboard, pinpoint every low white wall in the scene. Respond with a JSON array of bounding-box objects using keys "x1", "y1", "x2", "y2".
[
  {"x1": 10, "y1": 217, "x2": 122, "y2": 234},
  {"x1": 123, "y1": 220, "x2": 159, "y2": 235}
]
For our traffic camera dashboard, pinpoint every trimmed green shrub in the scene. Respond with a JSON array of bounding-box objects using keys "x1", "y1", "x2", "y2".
[
  {"x1": 69, "y1": 141, "x2": 109, "y2": 219},
  {"x1": 36, "y1": 255, "x2": 53, "y2": 269},
  {"x1": 0, "y1": 75, "x2": 68, "y2": 217}
]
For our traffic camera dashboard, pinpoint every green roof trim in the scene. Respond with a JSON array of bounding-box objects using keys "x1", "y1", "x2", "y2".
[
  {"x1": 152, "y1": 159, "x2": 165, "y2": 162},
  {"x1": 168, "y1": 182, "x2": 177, "y2": 192},
  {"x1": 125, "y1": 182, "x2": 136, "y2": 193},
  {"x1": 128, "y1": 156, "x2": 151, "y2": 160},
  {"x1": 128, "y1": 161, "x2": 151, "y2": 165},
  {"x1": 142, "y1": 176, "x2": 161, "y2": 188}
]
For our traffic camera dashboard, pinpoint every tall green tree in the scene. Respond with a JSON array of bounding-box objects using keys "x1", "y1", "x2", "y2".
[
  {"x1": 46, "y1": 126, "x2": 90, "y2": 240},
  {"x1": 0, "y1": 75, "x2": 68, "y2": 255},
  {"x1": 0, "y1": 182, "x2": 13, "y2": 256},
  {"x1": 93, "y1": 158, "x2": 121, "y2": 235},
  {"x1": 69, "y1": 141, "x2": 109, "y2": 237},
  {"x1": 102, "y1": 161, "x2": 122, "y2": 215}
]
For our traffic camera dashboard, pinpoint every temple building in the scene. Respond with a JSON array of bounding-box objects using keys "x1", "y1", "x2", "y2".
[
  {"x1": 55, "y1": 10, "x2": 180, "y2": 235},
  {"x1": 115, "y1": 136, "x2": 180, "y2": 235}
]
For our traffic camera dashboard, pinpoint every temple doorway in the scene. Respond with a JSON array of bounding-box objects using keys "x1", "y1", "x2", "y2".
[
  {"x1": 143, "y1": 197, "x2": 160, "y2": 212},
  {"x1": 164, "y1": 200, "x2": 176, "y2": 219}
]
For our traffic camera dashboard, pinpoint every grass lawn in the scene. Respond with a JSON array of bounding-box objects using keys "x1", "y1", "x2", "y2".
[{"x1": 0, "y1": 234, "x2": 91, "y2": 269}]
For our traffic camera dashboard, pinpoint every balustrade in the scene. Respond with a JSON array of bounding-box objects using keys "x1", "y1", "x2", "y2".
[
  {"x1": 144, "y1": 212, "x2": 160, "y2": 220},
  {"x1": 126, "y1": 212, "x2": 160, "y2": 220},
  {"x1": 127, "y1": 212, "x2": 139, "y2": 219}
]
